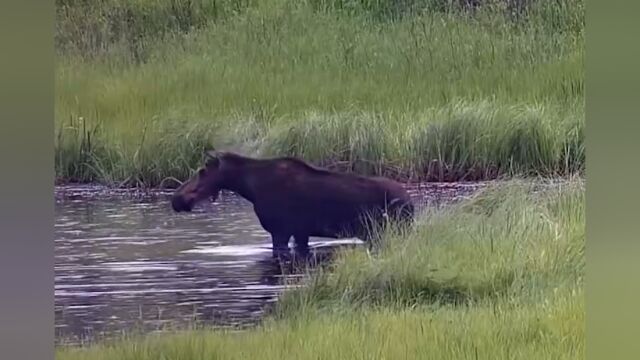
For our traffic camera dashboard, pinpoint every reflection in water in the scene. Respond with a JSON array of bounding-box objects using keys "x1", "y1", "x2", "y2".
[{"x1": 54, "y1": 183, "x2": 484, "y2": 345}]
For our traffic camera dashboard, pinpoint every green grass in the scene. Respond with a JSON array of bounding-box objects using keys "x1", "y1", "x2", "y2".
[
  {"x1": 56, "y1": 180, "x2": 585, "y2": 359},
  {"x1": 55, "y1": 0, "x2": 585, "y2": 186},
  {"x1": 55, "y1": 3, "x2": 585, "y2": 356},
  {"x1": 275, "y1": 179, "x2": 584, "y2": 312},
  {"x1": 57, "y1": 303, "x2": 583, "y2": 359}
]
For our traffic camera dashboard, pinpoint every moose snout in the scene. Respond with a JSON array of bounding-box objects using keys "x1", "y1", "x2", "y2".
[{"x1": 171, "y1": 196, "x2": 193, "y2": 212}]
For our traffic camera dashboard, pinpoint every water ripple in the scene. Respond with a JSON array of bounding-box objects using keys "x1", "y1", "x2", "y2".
[{"x1": 54, "y1": 182, "x2": 485, "y2": 345}]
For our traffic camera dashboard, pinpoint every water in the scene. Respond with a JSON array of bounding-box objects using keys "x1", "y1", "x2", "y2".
[{"x1": 54, "y1": 183, "x2": 485, "y2": 345}]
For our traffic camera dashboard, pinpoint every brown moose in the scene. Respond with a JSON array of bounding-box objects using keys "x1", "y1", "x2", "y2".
[{"x1": 171, "y1": 151, "x2": 415, "y2": 255}]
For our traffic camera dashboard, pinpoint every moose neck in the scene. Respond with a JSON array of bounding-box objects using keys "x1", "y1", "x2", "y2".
[{"x1": 219, "y1": 161, "x2": 257, "y2": 204}]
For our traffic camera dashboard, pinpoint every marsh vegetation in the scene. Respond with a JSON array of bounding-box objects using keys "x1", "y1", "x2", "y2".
[
  {"x1": 55, "y1": 1, "x2": 585, "y2": 358},
  {"x1": 55, "y1": 0, "x2": 584, "y2": 186}
]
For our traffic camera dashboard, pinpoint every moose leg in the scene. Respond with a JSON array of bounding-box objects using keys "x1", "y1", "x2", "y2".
[
  {"x1": 271, "y1": 233, "x2": 291, "y2": 257},
  {"x1": 293, "y1": 234, "x2": 310, "y2": 254}
]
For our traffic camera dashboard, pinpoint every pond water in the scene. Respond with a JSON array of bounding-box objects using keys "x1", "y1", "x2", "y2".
[{"x1": 54, "y1": 183, "x2": 485, "y2": 345}]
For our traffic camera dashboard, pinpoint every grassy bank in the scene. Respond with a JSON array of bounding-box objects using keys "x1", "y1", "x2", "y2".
[
  {"x1": 56, "y1": 180, "x2": 585, "y2": 359},
  {"x1": 55, "y1": 0, "x2": 584, "y2": 186}
]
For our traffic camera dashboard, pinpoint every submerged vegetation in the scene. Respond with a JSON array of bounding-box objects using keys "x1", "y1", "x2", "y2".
[
  {"x1": 57, "y1": 180, "x2": 585, "y2": 359},
  {"x1": 55, "y1": 0, "x2": 584, "y2": 186}
]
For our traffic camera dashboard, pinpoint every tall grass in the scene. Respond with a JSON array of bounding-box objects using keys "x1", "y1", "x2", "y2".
[
  {"x1": 56, "y1": 101, "x2": 584, "y2": 185},
  {"x1": 55, "y1": 0, "x2": 584, "y2": 186},
  {"x1": 57, "y1": 302, "x2": 584, "y2": 359},
  {"x1": 56, "y1": 0, "x2": 252, "y2": 61},
  {"x1": 276, "y1": 180, "x2": 584, "y2": 312},
  {"x1": 262, "y1": 101, "x2": 584, "y2": 181},
  {"x1": 56, "y1": 180, "x2": 585, "y2": 359}
]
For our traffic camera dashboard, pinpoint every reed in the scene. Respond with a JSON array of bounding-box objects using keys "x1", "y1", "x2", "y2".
[{"x1": 55, "y1": 0, "x2": 584, "y2": 186}]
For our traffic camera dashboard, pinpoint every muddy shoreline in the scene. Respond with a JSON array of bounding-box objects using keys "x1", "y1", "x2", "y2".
[{"x1": 55, "y1": 181, "x2": 491, "y2": 204}]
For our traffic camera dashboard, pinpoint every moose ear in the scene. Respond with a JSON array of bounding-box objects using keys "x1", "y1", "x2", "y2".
[
  {"x1": 205, "y1": 150, "x2": 219, "y2": 159},
  {"x1": 204, "y1": 150, "x2": 220, "y2": 168}
]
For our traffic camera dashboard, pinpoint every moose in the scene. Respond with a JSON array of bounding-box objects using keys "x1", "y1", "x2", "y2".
[{"x1": 171, "y1": 151, "x2": 415, "y2": 255}]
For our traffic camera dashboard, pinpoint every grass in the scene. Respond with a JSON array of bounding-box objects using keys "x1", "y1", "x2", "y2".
[
  {"x1": 275, "y1": 179, "x2": 584, "y2": 312},
  {"x1": 55, "y1": 1, "x2": 585, "y2": 357},
  {"x1": 55, "y1": 0, "x2": 585, "y2": 186},
  {"x1": 56, "y1": 179, "x2": 585, "y2": 359}
]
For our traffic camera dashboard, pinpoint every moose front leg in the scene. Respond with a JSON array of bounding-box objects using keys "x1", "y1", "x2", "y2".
[
  {"x1": 270, "y1": 233, "x2": 291, "y2": 257},
  {"x1": 294, "y1": 234, "x2": 310, "y2": 254}
]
